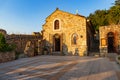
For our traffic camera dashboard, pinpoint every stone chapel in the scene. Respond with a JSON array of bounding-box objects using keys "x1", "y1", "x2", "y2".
[{"x1": 42, "y1": 8, "x2": 95, "y2": 56}]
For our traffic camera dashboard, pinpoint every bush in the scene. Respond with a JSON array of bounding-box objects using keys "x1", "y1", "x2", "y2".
[
  {"x1": 15, "y1": 51, "x2": 21, "y2": 59},
  {"x1": 118, "y1": 56, "x2": 120, "y2": 60},
  {"x1": 0, "y1": 33, "x2": 6, "y2": 44},
  {"x1": 0, "y1": 33, "x2": 16, "y2": 52}
]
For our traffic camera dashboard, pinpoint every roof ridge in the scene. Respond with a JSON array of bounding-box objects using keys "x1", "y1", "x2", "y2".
[
  {"x1": 46, "y1": 8, "x2": 86, "y2": 21},
  {"x1": 56, "y1": 8, "x2": 85, "y2": 18}
]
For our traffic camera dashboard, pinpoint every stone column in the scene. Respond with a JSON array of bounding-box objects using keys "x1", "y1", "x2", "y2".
[
  {"x1": 100, "y1": 46, "x2": 107, "y2": 57},
  {"x1": 38, "y1": 40, "x2": 41, "y2": 55}
]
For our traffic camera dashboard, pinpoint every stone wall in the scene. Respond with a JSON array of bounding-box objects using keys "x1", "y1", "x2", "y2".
[
  {"x1": 24, "y1": 41, "x2": 36, "y2": 57},
  {"x1": 0, "y1": 51, "x2": 15, "y2": 63},
  {"x1": 6, "y1": 34, "x2": 42, "y2": 56},
  {"x1": 86, "y1": 20, "x2": 95, "y2": 53}
]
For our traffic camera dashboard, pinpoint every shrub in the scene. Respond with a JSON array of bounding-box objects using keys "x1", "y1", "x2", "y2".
[
  {"x1": 0, "y1": 33, "x2": 16, "y2": 52},
  {"x1": 0, "y1": 33, "x2": 6, "y2": 44},
  {"x1": 15, "y1": 51, "x2": 21, "y2": 59},
  {"x1": 118, "y1": 56, "x2": 120, "y2": 60}
]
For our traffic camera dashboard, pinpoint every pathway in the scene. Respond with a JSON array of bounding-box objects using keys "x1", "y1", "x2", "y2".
[{"x1": 0, "y1": 56, "x2": 119, "y2": 80}]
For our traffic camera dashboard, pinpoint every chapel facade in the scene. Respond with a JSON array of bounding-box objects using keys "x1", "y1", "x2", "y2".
[{"x1": 42, "y1": 8, "x2": 95, "y2": 56}]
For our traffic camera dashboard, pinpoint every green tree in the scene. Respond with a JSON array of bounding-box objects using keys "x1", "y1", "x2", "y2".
[
  {"x1": 0, "y1": 33, "x2": 16, "y2": 52},
  {"x1": 88, "y1": 0, "x2": 120, "y2": 31},
  {"x1": 88, "y1": 10, "x2": 108, "y2": 30},
  {"x1": 108, "y1": 5, "x2": 120, "y2": 24},
  {"x1": 115, "y1": 0, "x2": 120, "y2": 5}
]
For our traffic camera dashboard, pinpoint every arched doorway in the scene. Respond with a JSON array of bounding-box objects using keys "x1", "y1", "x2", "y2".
[
  {"x1": 107, "y1": 32, "x2": 115, "y2": 53},
  {"x1": 54, "y1": 34, "x2": 61, "y2": 51}
]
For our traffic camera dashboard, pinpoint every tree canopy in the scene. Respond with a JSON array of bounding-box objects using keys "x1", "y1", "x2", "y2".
[
  {"x1": 115, "y1": 0, "x2": 120, "y2": 5},
  {"x1": 87, "y1": 0, "x2": 120, "y2": 31}
]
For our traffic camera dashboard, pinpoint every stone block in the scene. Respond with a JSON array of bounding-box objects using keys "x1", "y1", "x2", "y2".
[{"x1": 0, "y1": 51, "x2": 15, "y2": 63}]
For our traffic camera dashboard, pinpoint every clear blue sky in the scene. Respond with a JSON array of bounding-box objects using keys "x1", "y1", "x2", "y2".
[{"x1": 0, "y1": 0, "x2": 115, "y2": 34}]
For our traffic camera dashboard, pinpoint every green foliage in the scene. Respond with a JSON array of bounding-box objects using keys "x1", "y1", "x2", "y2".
[
  {"x1": 118, "y1": 56, "x2": 120, "y2": 60},
  {"x1": 15, "y1": 51, "x2": 21, "y2": 59},
  {"x1": 88, "y1": 0, "x2": 120, "y2": 30},
  {"x1": 108, "y1": 5, "x2": 120, "y2": 24},
  {"x1": 0, "y1": 33, "x2": 16, "y2": 52},
  {"x1": 0, "y1": 33, "x2": 6, "y2": 44},
  {"x1": 88, "y1": 10, "x2": 109, "y2": 30},
  {"x1": 115, "y1": 0, "x2": 120, "y2": 5}
]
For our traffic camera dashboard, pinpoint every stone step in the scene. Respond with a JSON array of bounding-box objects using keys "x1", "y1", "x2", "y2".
[
  {"x1": 52, "y1": 52, "x2": 62, "y2": 55},
  {"x1": 107, "y1": 53, "x2": 118, "y2": 61},
  {"x1": 107, "y1": 53, "x2": 117, "y2": 57}
]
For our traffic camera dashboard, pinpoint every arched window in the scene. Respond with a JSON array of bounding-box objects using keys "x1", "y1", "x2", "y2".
[
  {"x1": 54, "y1": 20, "x2": 59, "y2": 30},
  {"x1": 71, "y1": 33, "x2": 78, "y2": 45}
]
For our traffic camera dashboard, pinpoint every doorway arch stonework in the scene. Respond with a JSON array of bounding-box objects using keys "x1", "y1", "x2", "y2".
[
  {"x1": 107, "y1": 32, "x2": 115, "y2": 53},
  {"x1": 53, "y1": 34, "x2": 61, "y2": 52}
]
